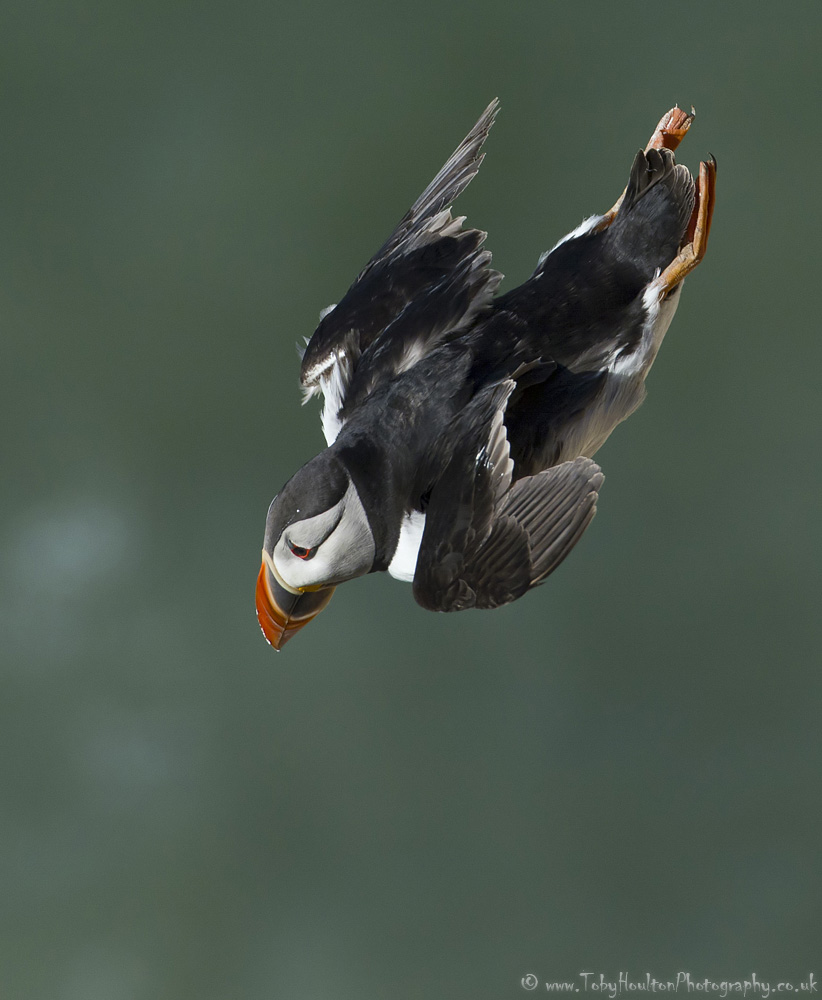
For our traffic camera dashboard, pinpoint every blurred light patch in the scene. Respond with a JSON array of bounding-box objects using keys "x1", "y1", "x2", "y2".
[
  {"x1": 0, "y1": 495, "x2": 140, "y2": 670},
  {"x1": 8, "y1": 498, "x2": 133, "y2": 598},
  {"x1": 58, "y1": 944, "x2": 151, "y2": 1000}
]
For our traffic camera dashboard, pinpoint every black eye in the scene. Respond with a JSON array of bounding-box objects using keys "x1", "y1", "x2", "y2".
[{"x1": 288, "y1": 542, "x2": 314, "y2": 560}]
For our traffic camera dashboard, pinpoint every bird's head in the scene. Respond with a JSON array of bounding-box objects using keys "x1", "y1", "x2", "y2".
[{"x1": 256, "y1": 452, "x2": 376, "y2": 649}]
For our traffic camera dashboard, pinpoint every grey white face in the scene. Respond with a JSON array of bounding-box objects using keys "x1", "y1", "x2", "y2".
[{"x1": 269, "y1": 479, "x2": 375, "y2": 592}]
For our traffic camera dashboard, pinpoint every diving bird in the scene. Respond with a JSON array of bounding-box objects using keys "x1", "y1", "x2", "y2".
[{"x1": 256, "y1": 101, "x2": 716, "y2": 649}]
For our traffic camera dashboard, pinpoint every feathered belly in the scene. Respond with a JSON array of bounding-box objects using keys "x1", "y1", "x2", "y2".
[{"x1": 550, "y1": 280, "x2": 683, "y2": 462}]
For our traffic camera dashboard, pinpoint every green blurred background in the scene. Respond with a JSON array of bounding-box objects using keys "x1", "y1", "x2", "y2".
[{"x1": 2, "y1": 1, "x2": 820, "y2": 997}]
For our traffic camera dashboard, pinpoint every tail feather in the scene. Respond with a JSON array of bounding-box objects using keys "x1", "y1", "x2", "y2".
[{"x1": 606, "y1": 147, "x2": 695, "y2": 276}]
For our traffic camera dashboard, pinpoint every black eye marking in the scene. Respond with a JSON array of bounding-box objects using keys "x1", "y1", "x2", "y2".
[{"x1": 288, "y1": 541, "x2": 315, "y2": 560}]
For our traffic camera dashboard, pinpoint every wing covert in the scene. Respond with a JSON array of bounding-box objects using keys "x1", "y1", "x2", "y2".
[
  {"x1": 412, "y1": 378, "x2": 603, "y2": 612},
  {"x1": 299, "y1": 100, "x2": 502, "y2": 425}
]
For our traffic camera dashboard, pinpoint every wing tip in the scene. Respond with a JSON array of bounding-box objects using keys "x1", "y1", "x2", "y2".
[{"x1": 498, "y1": 457, "x2": 604, "y2": 587}]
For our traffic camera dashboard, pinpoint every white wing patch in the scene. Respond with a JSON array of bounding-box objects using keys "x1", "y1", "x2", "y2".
[
  {"x1": 316, "y1": 352, "x2": 349, "y2": 446},
  {"x1": 387, "y1": 510, "x2": 426, "y2": 582},
  {"x1": 479, "y1": 396, "x2": 515, "y2": 502}
]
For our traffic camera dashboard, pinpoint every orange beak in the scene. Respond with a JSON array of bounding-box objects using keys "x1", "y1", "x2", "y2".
[{"x1": 255, "y1": 560, "x2": 336, "y2": 650}]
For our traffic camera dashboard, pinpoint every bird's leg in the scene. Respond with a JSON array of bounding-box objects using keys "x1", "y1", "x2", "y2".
[
  {"x1": 593, "y1": 106, "x2": 696, "y2": 232},
  {"x1": 644, "y1": 105, "x2": 696, "y2": 154},
  {"x1": 655, "y1": 155, "x2": 717, "y2": 296}
]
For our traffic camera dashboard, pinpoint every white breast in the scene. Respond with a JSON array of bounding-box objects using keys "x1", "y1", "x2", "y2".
[{"x1": 387, "y1": 510, "x2": 426, "y2": 582}]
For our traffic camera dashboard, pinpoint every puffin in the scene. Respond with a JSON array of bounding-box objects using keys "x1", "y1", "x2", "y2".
[{"x1": 255, "y1": 100, "x2": 716, "y2": 650}]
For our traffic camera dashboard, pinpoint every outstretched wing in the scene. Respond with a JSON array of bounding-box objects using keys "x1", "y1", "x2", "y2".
[
  {"x1": 299, "y1": 100, "x2": 503, "y2": 443},
  {"x1": 412, "y1": 381, "x2": 603, "y2": 612}
]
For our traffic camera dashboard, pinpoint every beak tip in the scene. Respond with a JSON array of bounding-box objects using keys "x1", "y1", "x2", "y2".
[{"x1": 255, "y1": 560, "x2": 335, "y2": 651}]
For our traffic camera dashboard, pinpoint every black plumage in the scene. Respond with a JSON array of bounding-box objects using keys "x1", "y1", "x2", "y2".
[{"x1": 257, "y1": 100, "x2": 715, "y2": 643}]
